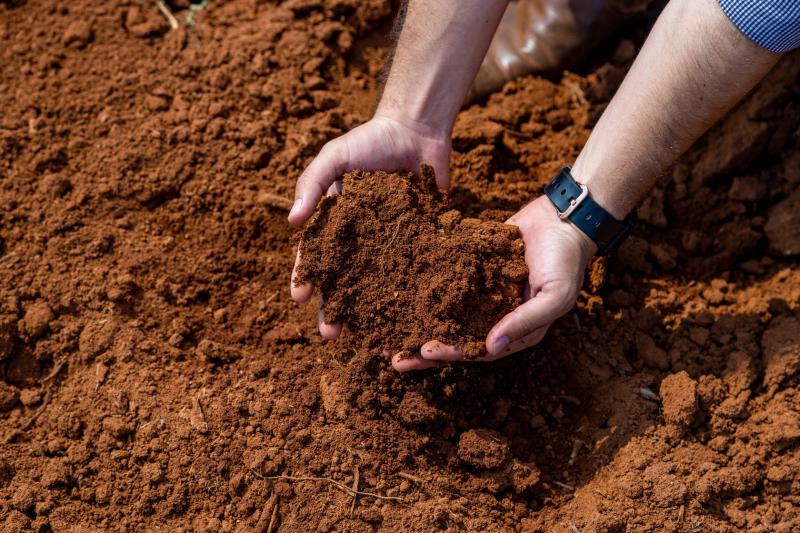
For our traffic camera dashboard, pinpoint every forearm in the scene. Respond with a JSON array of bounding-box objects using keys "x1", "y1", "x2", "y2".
[
  {"x1": 571, "y1": 0, "x2": 781, "y2": 219},
  {"x1": 376, "y1": 0, "x2": 509, "y2": 137}
]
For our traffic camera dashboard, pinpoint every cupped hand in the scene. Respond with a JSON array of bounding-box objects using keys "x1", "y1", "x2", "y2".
[
  {"x1": 397, "y1": 195, "x2": 597, "y2": 371},
  {"x1": 288, "y1": 114, "x2": 452, "y2": 339}
]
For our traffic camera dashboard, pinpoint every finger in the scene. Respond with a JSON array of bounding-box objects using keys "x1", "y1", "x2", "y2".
[
  {"x1": 505, "y1": 325, "x2": 548, "y2": 354},
  {"x1": 290, "y1": 247, "x2": 313, "y2": 303},
  {"x1": 485, "y1": 286, "x2": 574, "y2": 356},
  {"x1": 505, "y1": 210, "x2": 523, "y2": 226},
  {"x1": 326, "y1": 180, "x2": 342, "y2": 197},
  {"x1": 288, "y1": 142, "x2": 347, "y2": 226},
  {"x1": 430, "y1": 155, "x2": 451, "y2": 191},
  {"x1": 484, "y1": 325, "x2": 548, "y2": 360},
  {"x1": 318, "y1": 307, "x2": 342, "y2": 341},
  {"x1": 420, "y1": 341, "x2": 463, "y2": 361},
  {"x1": 391, "y1": 352, "x2": 441, "y2": 372}
]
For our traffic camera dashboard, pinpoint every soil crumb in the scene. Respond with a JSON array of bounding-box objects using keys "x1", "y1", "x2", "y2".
[{"x1": 296, "y1": 166, "x2": 527, "y2": 358}]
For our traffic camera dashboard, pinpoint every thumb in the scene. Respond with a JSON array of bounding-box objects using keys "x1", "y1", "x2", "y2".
[
  {"x1": 288, "y1": 141, "x2": 348, "y2": 226},
  {"x1": 430, "y1": 157, "x2": 450, "y2": 191},
  {"x1": 485, "y1": 283, "x2": 576, "y2": 357}
]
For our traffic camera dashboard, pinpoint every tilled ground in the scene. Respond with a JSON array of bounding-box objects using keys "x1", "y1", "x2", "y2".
[{"x1": 1, "y1": 1, "x2": 799, "y2": 531}]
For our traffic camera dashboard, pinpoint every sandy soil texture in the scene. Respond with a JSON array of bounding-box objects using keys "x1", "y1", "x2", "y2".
[{"x1": 1, "y1": 1, "x2": 799, "y2": 531}]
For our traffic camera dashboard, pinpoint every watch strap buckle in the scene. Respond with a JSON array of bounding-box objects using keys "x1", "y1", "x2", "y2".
[{"x1": 557, "y1": 183, "x2": 588, "y2": 220}]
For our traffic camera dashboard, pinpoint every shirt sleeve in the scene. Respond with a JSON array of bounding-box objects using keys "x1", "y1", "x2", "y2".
[{"x1": 717, "y1": 0, "x2": 800, "y2": 53}]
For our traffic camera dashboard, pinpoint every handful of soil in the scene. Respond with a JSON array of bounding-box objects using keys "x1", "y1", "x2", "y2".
[{"x1": 295, "y1": 166, "x2": 528, "y2": 359}]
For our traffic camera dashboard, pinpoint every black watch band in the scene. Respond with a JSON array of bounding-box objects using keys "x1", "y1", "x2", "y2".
[{"x1": 544, "y1": 167, "x2": 635, "y2": 255}]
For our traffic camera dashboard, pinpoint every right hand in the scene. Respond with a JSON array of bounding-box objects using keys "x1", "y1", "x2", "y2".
[{"x1": 288, "y1": 114, "x2": 452, "y2": 340}]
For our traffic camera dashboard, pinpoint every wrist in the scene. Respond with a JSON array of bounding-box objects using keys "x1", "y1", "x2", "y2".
[
  {"x1": 372, "y1": 108, "x2": 453, "y2": 143},
  {"x1": 570, "y1": 153, "x2": 631, "y2": 221},
  {"x1": 543, "y1": 167, "x2": 635, "y2": 256},
  {"x1": 375, "y1": 92, "x2": 456, "y2": 140},
  {"x1": 535, "y1": 195, "x2": 598, "y2": 260}
]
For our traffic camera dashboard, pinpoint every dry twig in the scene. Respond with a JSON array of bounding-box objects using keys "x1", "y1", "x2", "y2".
[
  {"x1": 553, "y1": 480, "x2": 576, "y2": 492},
  {"x1": 255, "y1": 473, "x2": 403, "y2": 502},
  {"x1": 349, "y1": 465, "x2": 360, "y2": 515},
  {"x1": 267, "y1": 494, "x2": 279, "y2": 533}
]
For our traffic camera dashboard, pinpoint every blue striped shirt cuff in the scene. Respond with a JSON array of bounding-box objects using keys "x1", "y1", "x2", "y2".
[{"x1": 717, "y1": 0, "x2": 800, "y2": 53}]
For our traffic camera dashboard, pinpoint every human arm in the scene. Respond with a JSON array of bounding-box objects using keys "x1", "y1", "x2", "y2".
[{"x1": 419, "y1": 0, "x2": 782, "y2": 368}]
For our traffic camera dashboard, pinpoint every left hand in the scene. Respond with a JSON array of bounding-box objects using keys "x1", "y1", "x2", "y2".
[{"x1": 393, "y1": 195, "x2": 597, "y2": 371}]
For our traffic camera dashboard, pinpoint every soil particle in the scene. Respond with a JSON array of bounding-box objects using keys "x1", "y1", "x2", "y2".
[
  {"x1": 62, "y1": 20, "x2": 93, "y2": 49},
  {"x1": 0, "y1": 457, "x2": 14, "y2": 486},
  {"x1": 78, "y1": 319, "x2": 118, "y2": 362},
  {"x1": 659, "y1": 371, "x2": 698, "y2": 428},
  {"x1": 102, "y1": 416, "x2": 135, "y2": 440},
  {"x1": 397, "y1": 391, "x2": 445, "y2": 427},
  {"x1": 4, "y1": 510, "x2": 31, "y2": 531},
  {"x1": 761, "y1": 315, "x2": 800, "y2": 391},
  {"x1": 297, "y1": 167, "x2": 526, "y2": 357},
  {"x1": 457, "y1": 429, "x2": 511, "y2": 470},
  {"x1": 0, "y1": 316, "x2": 16, "y2": 361},
  {"x1": 0, "y1": 382, "x2": 19, "y2": 412},
  {"x1": 319, "y1": 374, "x2": 349, "y2": 420},
  {"x1": 19, "y1": 301, "x2": 55, "y2": 340},
  {"x1": 650, "y1": 473, "x2": 687, "y2": 507},
  {"x1": 635, "y1": 332, "x2": 669, "y2": 370},
  {"x1": 766, "y1": 188, "x2": 800, "y2": 255},
  {"x1": 729, "y1": 174, "x2": 767, "y2": 201},
  {"x1": 196, "y1": 338, "x2": 239, "y2": 364},
  {"x1": 41, "y1": 461, "x2": 69, "y2": 489},
  {"x1": 10, "y1": 483, "x2": 36, "y2": 513},
  {"x1": 18, "y1": 388, "x2": 42, "y2": 407},
  {"x1": 506, "y1": 460, "x2": 541, "y2": 493}
]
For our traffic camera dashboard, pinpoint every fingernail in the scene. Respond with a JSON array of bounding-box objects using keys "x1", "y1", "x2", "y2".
[
  {"x1": 288, "y1": 198, "x2": 303, "y2": 220},
  {"x1": 492, "y1": 335, "x2": 509, "y2": 354}
]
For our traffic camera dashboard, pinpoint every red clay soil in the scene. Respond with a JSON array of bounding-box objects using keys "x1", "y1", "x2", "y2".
[
  {"x1": 1, "y1": 1, "x2": 799, "y2": 531},
  {"x1": 296, "y1": 166, "x2": 527, "y2": 359}
]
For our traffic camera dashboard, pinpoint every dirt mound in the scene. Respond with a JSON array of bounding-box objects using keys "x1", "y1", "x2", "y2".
[
  {"x1": 297, "y1": 166, "x2": 526, "y2": 358},
  {"x1": 1, "y1": 0, "x2": 800, "y2": 531}
]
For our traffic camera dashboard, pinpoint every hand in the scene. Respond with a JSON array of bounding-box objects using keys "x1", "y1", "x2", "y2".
[
  {"x1": 394, "y1": 195, "x2": 597, "y2": 371},
  {"x1": 288, "y1": 114, "x2": 452, "y2": 338}
]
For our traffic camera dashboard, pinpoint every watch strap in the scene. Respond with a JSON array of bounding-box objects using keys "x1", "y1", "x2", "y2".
[{"x1": 544, "y1": 167, "x2": 635, "y2": 255}]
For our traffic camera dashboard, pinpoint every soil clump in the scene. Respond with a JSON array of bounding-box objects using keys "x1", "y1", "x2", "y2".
[{"x1": 297, "y1": 166, "x2": 527, "y2": 358}]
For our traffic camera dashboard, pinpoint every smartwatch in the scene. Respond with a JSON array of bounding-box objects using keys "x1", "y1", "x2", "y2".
[{"x1": 544, "y1": 167, "x2": 635, "y2": 255}]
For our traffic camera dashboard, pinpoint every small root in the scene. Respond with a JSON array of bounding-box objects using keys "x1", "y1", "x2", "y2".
[
  {"x1": 41, "y1": 359, "x2": 66, "y2": 384},
  {"x1": 266, "y1": 494, "x2": 279, "y2": 533},
  {"x1": 553, "y1": 480, "x2": 575, "y2": 492},
  {"x1": 154, "y1": 0, "x2": 179, "y2": 30},
  {"x1": 22, "y1": 390, "x2": 52, "y2": 430},
  {"x1": 397, "y1": 472, "x2": 423, "y2": 484}
]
